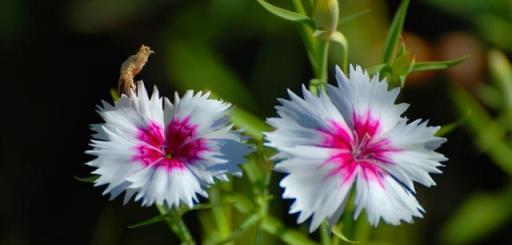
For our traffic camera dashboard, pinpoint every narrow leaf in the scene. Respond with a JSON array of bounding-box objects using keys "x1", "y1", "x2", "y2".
[
  {"x1": 261, "y1": 215, "x2": 318, "y2": 245},
  {"x1": 257, "y1": 0, "x2": 315, "y2": 28},
  {"x1": 110, "y1": 88, "x2": 120, "y2": 102},
  {"x1": 185, "y1": 200, "x2": 239, "y2": 213},
  {"x1": 435, "y1": 110, "x2": 471, "y2": 137},
  {"x1": 452, "y1": 87, "x2": 512, "y2": 175},
  {"x1": 441, "y1": 187, "x2": 512, "y2": 244},
  {"x1": 75, "y1": 175, "x2": 98, "y2": 183},
  {"x1": 213, "y1": 214, "x2": 262, "y2": 245},
  {"x1": 332, "y1": 225, "x2": 359, "y2": 244},
  {"x1": 340, "y1": 9, "x2": 371, "y2": 24},
  {"x1": 230, "y1": 107, "x2": 271, "y2": 142},
  {"x1": 368, "y1": 64, "x2": 388, "y2": 75},
  {"x1": 381, "y1": 0, "x2": 410, "y2": 63},
  {"x1": 128, "y1": 213, "x2": 172, "y2": 229},
  {"x1": 412, "y1": 55, "x2": 469, "y2": 72},
  {"x1": 489, "y1": 50, "x2": 512, "y2": 110}
]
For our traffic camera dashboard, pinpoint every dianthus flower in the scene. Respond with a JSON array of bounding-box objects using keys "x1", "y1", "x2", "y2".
[
  {"x1": 265, "y1": 65, "x2": 446, "y2": 231},
  {"x1": 87, "y1": 83, "x2": 249, "y2": 208}
]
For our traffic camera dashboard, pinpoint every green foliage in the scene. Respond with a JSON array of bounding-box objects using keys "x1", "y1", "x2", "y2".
[
  {"x1": 441, "y1": 188, "x2": 512, "y2": 244},
  {"x1": 260, "y1": 216, "x2": 318, "y2": 245},
  {"x1": 166, "y1": 40, "x2": 258, "y2": 111},
  {"x1": 256, "y1": 0, "x2": 315, "y2": 27},
  {"x1": 452, "y1": 87, "x2": 512, "y2": 175},
  {"x1": 447, "y1": 49, "x2": 512, "y2": 244},
  {"x1": 412, "y1": 55, "x2": 469, "y2": 72},
  {"x1": 332, "y1": 225, "x2": 359, "y2": 244},
  {"x1": 75, "y1": 175, "x2": 98, "y2": 183},
  {"x1": 381, "y1": 0, "x2": 410, "y2": 64},
  {"x1": 435, "y1": 110, "x2": 471, "y2": 137}
]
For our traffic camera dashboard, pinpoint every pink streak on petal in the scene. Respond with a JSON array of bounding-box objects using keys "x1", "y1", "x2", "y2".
[
  {"x1": 318, "y1": 111, "x2": 399, "y2": 188},
  {"x1": 132, "y1": 117, "x2": 209, "y2": 171},
  {"x1": 164, "y1": 117, "x2": 208, "y2": 164},
  {"x1": 353, "y1": 110, "x2": 380, "y2": 140}
]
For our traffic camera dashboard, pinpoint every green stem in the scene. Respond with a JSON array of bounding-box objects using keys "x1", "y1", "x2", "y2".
[
  {"x1": 353, "y1": 215, "x2": 371, "y2": 244},
  {"x1": 319, "y1": 222, "x2": 330, "y2": 245},
  {"x1": 157, "y1": 206, "x2": 195, "y2": 244},
  {"x1": 291, "y1": 0, "x2": 320, "y2": 78},
  {"x1": 318, "y1": 39, "x2": 330, "y2": 86},
  {"x1": 341, "y1": 40, "x2": 348, "y2": 73},
  {"x1": 309, "y1": 38, "x2": 330, "y2": 94},
  {"x1": 210, "y1": 185, "x2": 232, "y2": 240},
  {"x1": 261, "y1": 215, "x2": 319, "y2": 245}
]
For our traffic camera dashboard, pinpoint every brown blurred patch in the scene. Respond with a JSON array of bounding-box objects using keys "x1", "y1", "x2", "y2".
[
  {"x1": 402, "y1": 32, "x2": 435, "y2": 85},
  {"x1": 438, "y1": 32, "x2": 485, "y2": 89}
]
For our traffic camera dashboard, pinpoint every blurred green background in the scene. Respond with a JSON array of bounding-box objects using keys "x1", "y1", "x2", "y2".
[{"x1": 1, "y1": 0, "x2": 512, "y2": 244}]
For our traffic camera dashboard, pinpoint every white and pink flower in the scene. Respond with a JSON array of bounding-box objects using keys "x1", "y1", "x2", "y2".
[
  {"x1": 265, "y1": 65, "x2": 447, "y2": 232},
  {"x1": 87, "y1": 82, "x2": 249, "y2": 208}
]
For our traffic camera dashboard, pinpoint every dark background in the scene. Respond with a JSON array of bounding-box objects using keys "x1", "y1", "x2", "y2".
[{"x1": 1, "y1": 0, "x2": 510, "y2": 244}]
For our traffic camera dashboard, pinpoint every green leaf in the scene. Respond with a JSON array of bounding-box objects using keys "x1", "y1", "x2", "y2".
[
  {"x1": 256, "y1": 0, "x2": 315, "y2": 28},
  {"x1": 213, "y1": 213, "x2": 262, "y2": 245},
  {"x1": 230, "y1": 107, "x2": 270, "y2": 142},
  {"x1": 330, "y1": 31, "x2": 349, "y2": 72},
  {"x1": 412, "y1": 55, "x2": 469, "y2": 72},
  {"x1": 332, "y1": 225, "x2": 359, "y2": 244},
  {"x1": 166, "y1": 39, "x2": 258, "y2": 111},
  {"x1": 435, "y1": 110, "x2": 471, "y2": 137},
  {"x1": 386, "y1": 43, "x2": 415, "y2": 87},
  {"x1": 368, "y1": 64, "x2": 388, "y2": 75},
  {"x1": 489, "y1": 50, "x2": 512, "y2": 110},
  {"x1": 128, "y1": 213, "x2": 172, "y2": 229},
  {"x1": 475, "y1": 83, "x2": 504, "y2": 109},
  {"x1": 110, "y1": 88, "x2": 120, "y2": 102},
  {"x1": 451, "y1": 87, "x2": 512, "y2": 176},
  {"x1": 441, "y1": 187, "x2": 512, "y2": 244},
  {"x1": 261, "y1": 215, "x2": 318, "y2": 245},
  {"x1": 74, "y1": 175, "x2": 98, "y2": 183},
  {"x1": 340, "y1": 9, "x2": 371, "y2": 24},
  {"x1": 381, "y1": 0, "x2": 410, "y2": 63}
]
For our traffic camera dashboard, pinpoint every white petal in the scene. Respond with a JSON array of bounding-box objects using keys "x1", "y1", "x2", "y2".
[
  {"x1": 327, "y1": 65, "x2": 408, "y2": 134},
  {"x1": 354, "y1": 173, "x2": 423, "y2": 226}
]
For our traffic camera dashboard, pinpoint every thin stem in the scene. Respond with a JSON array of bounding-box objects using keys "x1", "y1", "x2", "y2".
[
  {"x1": 157, "y1": 205, "x2": 195, "y2": 244},
  {"x1": 261, "y1": 215, "x2": 319, "y2": 245},
  {"x1": 210, "y1": 185, "x2": 232, "y2": 240},
  {"x1": 317, "y1": 38, "x2": 330, "y2": 86},
  {"x1": 291, "y1": 0, "x2": 319, "y2": 76},
  {"x1": 319, "y1": 222, "x2": 330, "y2": 245},
  {"x1": 341, "y1": 40, "x2": 348, "y2": 73},
  {"x1": 353, "y1": 215, "x2": 371, "y2": 244},
  {"x1": 171, "y1": 216, "x2": 195, "y2": 244},
  {"x1": 309, "y1": 38, "x2": 330, "y2": 94}
]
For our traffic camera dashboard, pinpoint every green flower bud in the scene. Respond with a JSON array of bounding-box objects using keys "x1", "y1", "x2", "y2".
[{"x1": 313, "y1": 0, "x2": 339, "y2": 34}]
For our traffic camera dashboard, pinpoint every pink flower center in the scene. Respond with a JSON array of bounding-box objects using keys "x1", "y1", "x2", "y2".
[
  {"x1": 320, "y1": 112, "x2": 396, "y2": 186},
  {"x1": 133, "y1": 117, "x2": 208, "y2": 170}
]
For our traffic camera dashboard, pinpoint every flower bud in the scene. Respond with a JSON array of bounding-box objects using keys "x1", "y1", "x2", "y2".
[{"x1": 313, "y1": 0, "x2": 339, "y2": 34}]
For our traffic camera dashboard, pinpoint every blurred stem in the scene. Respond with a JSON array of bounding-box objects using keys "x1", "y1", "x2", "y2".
[
  {"x1": 318, "y1": 38, "x2": 330, "y2": 87},
  {"x1": 339, "y1": 37, "x2": 348, "y2": 73},
  {"x1": 157, "y1": 205, "x2": 195, "y2": 244},
  {"x1": 261, "y1": 215, "x2": 318, "y2": 245},
  {"x1": 210, "y1": 185, "x2": 232, "y2": 241},
  {"x1": 341, "y1": 191, "x2": 356, "y2": 238},
  {"x1": 291, "y1": 0, "x2": 320, "y2": 78},
  {"x1": 320, "y1": 222, "x2": 330, "y2": 245},
  {"x1": 309, "y1": 38, "x2": 330, "y2": 94},
  {"x1": 353, "y1": 214, "x2": 371, "y2": 244}
]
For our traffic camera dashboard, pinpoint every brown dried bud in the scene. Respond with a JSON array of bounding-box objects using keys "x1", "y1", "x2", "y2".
[{"x1": 118, "y1": 45, "x2": 154, "y2": 96}]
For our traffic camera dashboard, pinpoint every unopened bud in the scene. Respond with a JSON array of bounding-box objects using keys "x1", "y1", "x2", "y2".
[{"x1": 313, "y1": 0, "x2": 339, "y2": 34}]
